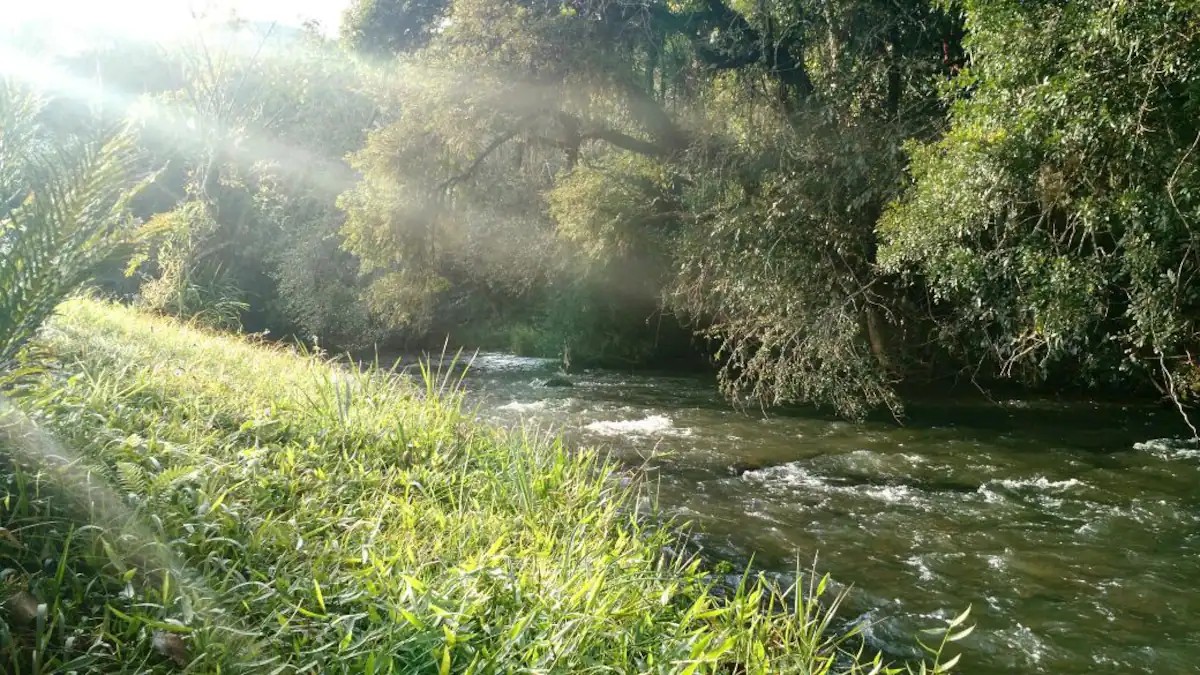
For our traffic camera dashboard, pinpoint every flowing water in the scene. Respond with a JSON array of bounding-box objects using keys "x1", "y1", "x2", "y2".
[{"x1": 439, "y1": 353, "x2": 1199, "y2": 674}]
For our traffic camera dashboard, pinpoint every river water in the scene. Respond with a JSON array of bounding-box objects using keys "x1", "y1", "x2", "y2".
[{"x1": 441, "y1": 353, "x2": 1199, "y2": 674}]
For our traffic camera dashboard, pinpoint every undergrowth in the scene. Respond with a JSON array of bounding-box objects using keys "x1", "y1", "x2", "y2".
[{"x1": 0, "y1": 299, "x2": 967, "y2": 673}]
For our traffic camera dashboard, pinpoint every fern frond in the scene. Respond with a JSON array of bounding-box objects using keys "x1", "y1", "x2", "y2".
[
  {"x1": 114, "y1": 461, "x2": 149, "y2": 496},
  {"x1": 150, "y1": 465, "x2": 198, "y2": 494}
]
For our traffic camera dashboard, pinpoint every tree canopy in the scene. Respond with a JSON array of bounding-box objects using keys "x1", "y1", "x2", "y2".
[{"x1": 16, "y1": 0, "x2": 1200, "y2": 421}]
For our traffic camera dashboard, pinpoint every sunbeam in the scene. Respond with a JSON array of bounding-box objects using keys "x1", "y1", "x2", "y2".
[
  {"x1": 0, "y1": 39, "x2": 360, "y2": 201},
  {"x1": 5, "y1": 1, "x2": 347, "y2": 41},
  {"x1": 0, "y1": 394, "x2": 266, "y2": 663}
]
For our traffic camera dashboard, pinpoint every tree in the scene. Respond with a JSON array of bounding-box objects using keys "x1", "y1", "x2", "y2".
[
  {"x1": 881, "y1": 0, "x2": 1200, "y2": 429},
  {"x1": 341, "y1": 0, "x2": 449, "y2": 55},
  {"x1": 123, "y1": 21, "x2": 381, "y2": 340},
  {"x1": 339, "y1": 0, "x2": 959, "y2": 414}
]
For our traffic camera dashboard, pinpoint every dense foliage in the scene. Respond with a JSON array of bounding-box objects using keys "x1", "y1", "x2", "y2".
[
  {"x1": 882, "y1": 0, "x2": 1200, "y2": 427},
  {"x1": 12, "y1": 1, "x2": 1200, "y2": 419},
  {"x1": 338, "y1": 0, "x2": 962, "y2": 410}
]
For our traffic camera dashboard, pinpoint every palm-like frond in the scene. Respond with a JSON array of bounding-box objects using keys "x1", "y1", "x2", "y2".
[{"x1": 0, "y1": 79, "x2": 146, "y2": 368}]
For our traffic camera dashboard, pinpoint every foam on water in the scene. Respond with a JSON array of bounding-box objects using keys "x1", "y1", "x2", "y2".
[
  {"x1": 497, "y1": 400, "x2": 548, "y2": 413},
  {"x1": 1134, "y1": 437, "x2": 1200, "y2": 460},
  {"x1": 861, "y1": 484, "x2": 922, "y2": 504},
  {"x1": 584, "y1": 414, "x2": 691, "y2": 437},
  {"x1": 833, "y1": 449, "x2": 932, "y2": 476},
  {"x1": 741, "y1": 462, "x2": 929, "y2": 507},
  {"x1": 904, "y1": 554, "x2": 936, "y2": 581},
  {"x1": 975, "y1": 476, "x2": 1084, "y2": 502},
  {"x1": 740, "y1": 461, "x2": 827, "y2": 488},
  {"x1": 994, "y1": 623, "x2": 1050, "y2": 666},
  {"x1": 992, "y1": 476, "x2": 1086, "y2": 491},
  {"x1": 977, "y1": 485, "x2": 1006, "y2": 504}
]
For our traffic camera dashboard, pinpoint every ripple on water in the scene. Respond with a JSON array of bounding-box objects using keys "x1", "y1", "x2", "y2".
[
  {"x1": 468, "y1": 353, "x2": 559, "y2": 372},
  {"x1": 976, "y1": 476, "x2": 1086, "y2": 506},
  {"x1": 859, "y1": 484, "x2": 924, "y2": 506},
  {"x1": 814, "y1": 448, "x2": 934, "y2": 479},
  {"x1": 989, "y1": 622, "x2": 1052, "y2": 669},
  {"x1": 904, "y1": 554, "x2": 936, "y2": 582},
  {"x1": 740, "y1": 461, "x2": 826, "y2": 489},
  {"x1": 991, "y1": 476, "x2": 1086, "y2": 492}
]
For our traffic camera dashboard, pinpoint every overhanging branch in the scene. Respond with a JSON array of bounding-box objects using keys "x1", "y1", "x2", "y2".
[
  {"x1": 437, "y1": 129, "x2": 519, "y2": 193},
  {"x1": 581, "y1": 127, "x2": 668, "y2": 158},
  {"x1": 532, "y1": 116, "x2": 671, "y2": 160},
  {"x1": 440, "y1": 114, "x2": 672, "y2": 189}
]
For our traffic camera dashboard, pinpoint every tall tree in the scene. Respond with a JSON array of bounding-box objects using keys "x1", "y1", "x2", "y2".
[{"x1": 124, "y1": 22, "x2": 380, "y2": 339}]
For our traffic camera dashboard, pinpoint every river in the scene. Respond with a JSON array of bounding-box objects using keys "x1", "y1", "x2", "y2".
[{"x1": 435, "y1": 352, "x2": 1200, "y2": 674}]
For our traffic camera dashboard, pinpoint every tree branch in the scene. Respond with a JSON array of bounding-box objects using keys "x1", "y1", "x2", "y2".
[
  {"x1": 531, "y1": 117, "x2": 670, "y2": 160},
  {"x1": 614, "y1": 77, "x2": 688, "y2": 152},
  {"x1": 557, "y1": 112, "x2": 581, "y2": 169},
  {"x1": 437, "y1": 129, "x2": 520, "y2": 193},
  {"x1": 580, "y1": 127, "x2": 668, "y2": 158}
]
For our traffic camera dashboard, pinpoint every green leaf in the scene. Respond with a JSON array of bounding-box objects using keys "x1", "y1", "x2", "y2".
[
  {"x1": 947, "y1": 624, "x2": 975, "y2": 642},
  {"x1": 947, "y1": 606, "x2": 971, "y2": 629},
  {"x1": 935, "y1": 652, "x2": 962, "y2": 672},
  {"x1": 313, "y1": 579, "x2": 326, "y2": 613}
]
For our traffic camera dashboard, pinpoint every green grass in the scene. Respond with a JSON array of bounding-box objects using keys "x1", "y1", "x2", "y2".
[{"x1": 0, "y1": 299, "x2": 965, "y2": 673}]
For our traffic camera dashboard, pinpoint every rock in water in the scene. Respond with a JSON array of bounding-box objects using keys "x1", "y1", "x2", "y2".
[
  {"x1": 728, "y1": 461, "x2": 764, "y2": 477},
  {"x1": 538, "y1": 375, "x2": 573, "y2": 388}
]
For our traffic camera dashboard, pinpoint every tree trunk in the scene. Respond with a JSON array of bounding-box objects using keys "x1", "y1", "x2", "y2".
[{"x1": 865, "y1": 305, "x2": 893, "y2": 377}]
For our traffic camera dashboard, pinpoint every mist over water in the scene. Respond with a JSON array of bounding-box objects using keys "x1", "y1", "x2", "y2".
[{"x1": 438, "y1": 353, "x2": 1200, "y2": 675}]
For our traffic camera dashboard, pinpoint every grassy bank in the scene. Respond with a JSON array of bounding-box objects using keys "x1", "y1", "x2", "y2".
[{"x1": 0, "y1": 299, "x2": 960, "y2": 673}]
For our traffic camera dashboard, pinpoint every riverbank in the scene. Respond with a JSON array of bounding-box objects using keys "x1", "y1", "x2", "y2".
[{"x1": 0, "y1": 299, "x2": 959, "y2": 673}]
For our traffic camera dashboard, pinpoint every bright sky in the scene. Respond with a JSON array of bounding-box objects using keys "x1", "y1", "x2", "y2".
[{"x1": 7, "y1": 0, "x2": 352, "y2": 39}]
